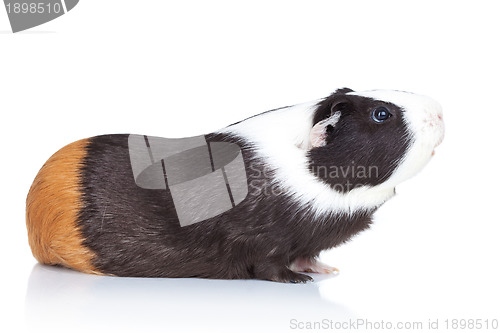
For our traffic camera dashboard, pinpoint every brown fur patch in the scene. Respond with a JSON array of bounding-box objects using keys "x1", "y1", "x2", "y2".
[{"x1": 26, "y1": 139, "x2": 101, "y2": 274}]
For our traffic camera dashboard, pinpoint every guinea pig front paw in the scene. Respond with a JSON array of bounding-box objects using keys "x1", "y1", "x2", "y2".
[
  {"x1": 253, "y1": 265, "x2": 314, "y2": 283},
  {"x1": 273, "y1": 269, "x2": 314, "y2": 284},
  {"x1": 289, "y1": 257, "x2": 339, "y2": 275}
]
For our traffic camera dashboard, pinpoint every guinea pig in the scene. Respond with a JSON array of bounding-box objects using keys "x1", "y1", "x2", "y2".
[{"x1": 26, "y1": 88, "x2": 444, "y2": 283}]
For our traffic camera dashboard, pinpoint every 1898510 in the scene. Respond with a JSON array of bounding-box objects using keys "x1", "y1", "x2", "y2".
[{"x1": 5, "y1": 2, "x2": 62, "y2": 14}]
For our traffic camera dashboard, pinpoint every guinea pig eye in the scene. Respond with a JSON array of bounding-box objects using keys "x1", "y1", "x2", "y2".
[{"x1": 371, "y1": 106, "x2": 392, "y2": 123}]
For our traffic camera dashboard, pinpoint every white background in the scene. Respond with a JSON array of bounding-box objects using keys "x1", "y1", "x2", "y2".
[{"x1": 1, "y1": 1, "x2": 499, "y2": 332}]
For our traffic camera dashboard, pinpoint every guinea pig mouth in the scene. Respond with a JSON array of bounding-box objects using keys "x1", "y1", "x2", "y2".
[
  {"x1": 435, "y1": 132, "x2": 445, "y2": 147},
  {"x1": 431, "y1": 134, "x2": 444, "y2": 156},
  {"x1": 431, "y1": 136, "x2": 444, "y2": 156}
]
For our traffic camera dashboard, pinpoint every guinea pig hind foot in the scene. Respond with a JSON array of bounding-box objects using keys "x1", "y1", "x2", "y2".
[{"x1": 289, "y1": 257, "x2": 339, "y2": 275}]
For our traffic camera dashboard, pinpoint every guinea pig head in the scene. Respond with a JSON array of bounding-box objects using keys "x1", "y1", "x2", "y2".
[{"x1": 308, "y1": 88, "x2": 444, "y2": 193}]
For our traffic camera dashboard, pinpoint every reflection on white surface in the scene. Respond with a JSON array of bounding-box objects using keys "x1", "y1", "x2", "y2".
[{"x1": 25, "y1": 264, "x2": 354, "y2": 333}]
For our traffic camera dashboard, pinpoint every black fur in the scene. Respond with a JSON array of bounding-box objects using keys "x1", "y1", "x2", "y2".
[
  {"x1": 79, "y1": 138, "x2": 373, "y2": 282},
  {"x1": 77, "y1": 89, "x2": 410, "y2": 283}
]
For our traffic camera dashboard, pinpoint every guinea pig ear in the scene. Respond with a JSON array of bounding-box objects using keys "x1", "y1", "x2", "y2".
[
  {"x1": 335, "y1": 87, "x2": 354, "y2": 94},
  {"x1": 310, "y1": 111, "x2": 341, "y2": 148}
]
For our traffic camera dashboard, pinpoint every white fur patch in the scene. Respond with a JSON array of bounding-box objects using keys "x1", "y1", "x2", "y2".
[{"x1": 217, "y1": 90, "x2": 444, "y2": 218}]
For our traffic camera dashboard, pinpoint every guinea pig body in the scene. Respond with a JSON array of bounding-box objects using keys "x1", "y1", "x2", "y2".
[{"x1": 26, "y1": 88, "x2": 444, "y2": 283}]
